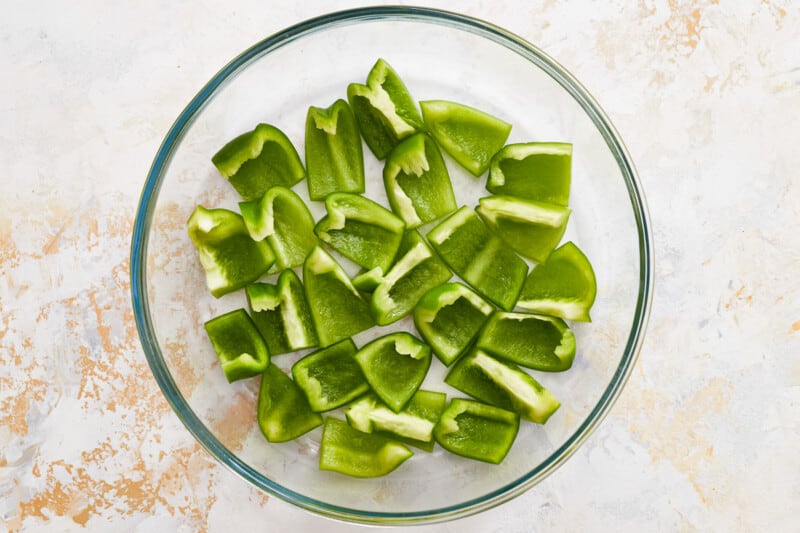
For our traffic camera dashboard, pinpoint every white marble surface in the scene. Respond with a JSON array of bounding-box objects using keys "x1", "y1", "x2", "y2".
[{"x1": 2, "y1": 1, "x2": 798, "y2": 531}]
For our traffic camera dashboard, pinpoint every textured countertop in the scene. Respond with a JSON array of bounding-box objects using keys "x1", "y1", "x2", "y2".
[{"x1": 2, "y1": 1, "x2": 798, "y2": 531}]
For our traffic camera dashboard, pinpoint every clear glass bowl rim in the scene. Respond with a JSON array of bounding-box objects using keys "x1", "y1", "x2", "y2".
[{"x1": 130, "y1": 5, "x2": 654, "y2": 525}]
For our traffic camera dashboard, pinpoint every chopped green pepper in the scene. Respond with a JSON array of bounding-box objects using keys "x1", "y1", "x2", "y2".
[
  {"x1": 305, "y1": 99, "x2": 365, "y2": 200},
  {"x1": 383, "y1": 133, "x2": 457, "y2": 228},
  {"x1": 292, "y1": 339, "x2": 369, "y2": 412},
  {"x1": 319, "y1": 417, "x2": 413, "y2": 478},
  {"x1": 212, "y1": 123, "x2": 305, "y2": 201},
  {"x1": 314, "y1": 192, "x2": 405, "y2": 273},
  {"x1": 371, "y1": 230, "x2": 452, "y2": 326},
  {"x1": 420, "y1": 100, "x2": 511, "y2": 176},
  {"x1": 477, "y1": 195, "x2": 570, "y2": 263},
  {"x1": 187, "y1": 206, "x2": 274, "y2": 298},
  {"x1": 346, "y1": 390, "x2": 447, "y2": 452},
  {"x1": 347, "y1": 58, "x2": 423, "y2": 160},
  {"x1": 487, "y1": 142, "x2": 572, "y2": 206},
  {"x1": 303, "y1": 246, "x2": 374, "y2": 347},
  {"x1": 204, "y1": 309, "x2": 269, "y2": 382},
  {"x1": 427, "y1": 206, "x2": 528, "y2": 310},
  {"x1": 413, "y1": 282, "x2": 493, "y2": 366},
  {"x1": 245, "y1": 269, "x2": 318, "y2": 355},
  {"x1": 257, "y1": 364, "x2": 323, "y2": 442},
  {"x1": 433, "y1": 398, "x2": 519, "y2": 464},
  {"x1": 445, "y1": 348, "x2": 560, "y2": 424},
  {"x1": 477, "y1": 311, "x2": 576, "y2": 372},
  {"x1": 517, "y1": 241, "x2": 597, "y2": 322},
  {"x1": 239, "y1": 186, "x2": 318, "y2": 270},
  {"x1": 354, "y1": 332, "x2": 432, "y2": 413}
]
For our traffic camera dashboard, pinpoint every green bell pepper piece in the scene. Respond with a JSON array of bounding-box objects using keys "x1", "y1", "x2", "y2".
[
  {"x1": 371, "y1": 230, "x2": 452, "y2": 326},
  {"x1": 291, "y1": 339, "x2": 369, "y2": 412},
  {"x1": 319, "y1": 417, "x2": 413, "y2": 478},
  {"x1": 413, "y1": 282, "x2": 493, "y2": 366},
  {"x1": 257, "y1": 364, "x2": 323, "y2": 442},
  {"x1": 314, "y1": 192, "x2": 405, "y2": 273},
  {"x1": 347, "y1": 58, "x2": 423, "y2": 160},
  {"x1": 239, "y1": 186, "x2": 318, "y2": 270},
  {"x1": 383, "y1": 133, "x2": 457, "y2": 228},
  {"x1": 477, "y1": 195, "x2": 570, "y2": 264},
  {"x1": 420, "y1": 100, "x2": 511, "y2": 176},
  {"x1": 433, "y1": 398, "x2": 519, "y2": 464},
  {"x1": 211, "y1": 123, "x2": 305, "y2": 201},
  {"x1": 303, "y1": 246, "x2": 374, "y2": 347},
  {"x1": 204, "y1": 309, "x2": 269, "y2": 382},
  {"x1": 245, "y1": 270, "x2": 318, "y2": 355},
  {"x1": 517, "y1": 241, "x2": 597, "y2": 322},
  {"x1": 305, "y1": 99, "x2": 365, "y2": 200},
  {"x1": 427, "y1": 206, "x2": 528, "y2": 310},
  {"x1": 346, "y1": 390, "x2": 447, "y2": 452},
  {"x1": 477, "y1": 311, "x2": 576, "y2": 372},
  {"x1": 445, "y1": 348, "x2": 560, "y2": 424},
  {"x1": 187, "y1": 206, "x2": 275, "y2": 298},
  {"x1": 354, "y1": 332, "x2": 431, "y2": 413},
  {"x1": 487, "y1": 142, "x2": 572, "y2": 206}
]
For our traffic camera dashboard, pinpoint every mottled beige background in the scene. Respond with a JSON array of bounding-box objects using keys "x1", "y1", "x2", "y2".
[{"x1": 1, "y1": 1, "x2": 798, "y2": 531}]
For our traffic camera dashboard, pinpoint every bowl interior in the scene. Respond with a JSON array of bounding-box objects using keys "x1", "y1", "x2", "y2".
[{"x1": 133, "y1": 8, "x2": 650, "y2": 524}]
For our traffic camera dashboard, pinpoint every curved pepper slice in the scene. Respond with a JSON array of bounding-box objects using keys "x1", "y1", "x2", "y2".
[
  {"x1": 347, "y1": 58, "x2": 423, "y2": 160},
  {"x1": 239, "y1": 186, "x2": 318, "y2": 270},
  {"x1": 212, "y1": 123, "x2": 305, "y2": 201},
  {"x1": 303, "y1": 246, "x2": 374, "y2": 347},
  {"x1": 487, "y1": 142, "x2": 572, "y2": 206},
  {"x1": 354, "y1": 332, "x2": 432, "y2": 413},
  {"x1": 517, "y1": 241, "x2": 597, "y2": 322},
  {"x1": 314, "y1": 192, "x2": 405, "y2": 273},
  {"x1": 319, "y1": 417, "x2": 413, "y2": 478},
  {"x1": 346, "y1": 390, "x2": 447, "y2": 452},
  {"x1": 371, "y1": 230, "x2": 452, "y2": 326},
  {"x1": 445, "y1": 349, "x2": 560, "y2": 424},
  {"x1": 305, "y1": 99, "x2": 365, "y2": 200},
  {"x1": 257, "y1": 364, "x2": 323, "y2": 442},
  {"x1": 477, "y1": 195, "x2": 570, "y2": 264},
  {"x1": 245, "y1": 269, "x2": 318, "y2": 355},
  {"x1": 477, "y1": 311, "x2": 576, "y2": 372},
  {"x1": 433, "y1": 398, "x2": 519, "y2": 464},
  {"x1": 187, "y1": 206, "x2": 274, "y2": 297},
  {"x1": 383, "y1": 133, "x2": 457, "y2": 228},
  {"x1": 413, "y1": 282, "x2": 493, "y2": 366},
  {"x1": 420, "y1": 100, "x2": 511, "y2": 176},
  {"x1": 427, "y1": 206, "x2": 528, "y2": 310},
  {"x1": 204, "y1": 309, "x2": 269, "y2": 382},
  {"x1": 292, "y1": 339, "x2": 369, "y2": 412}
]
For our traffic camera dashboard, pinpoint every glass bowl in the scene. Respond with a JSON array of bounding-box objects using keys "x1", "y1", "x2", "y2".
[{"x1": 130, "y1": 6, "x2": 653, "y2": 525}]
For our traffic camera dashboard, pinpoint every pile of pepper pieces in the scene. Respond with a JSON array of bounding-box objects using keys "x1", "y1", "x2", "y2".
[{"x1": 187, "y1": 58, "x2": 597, "y2": 477}]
